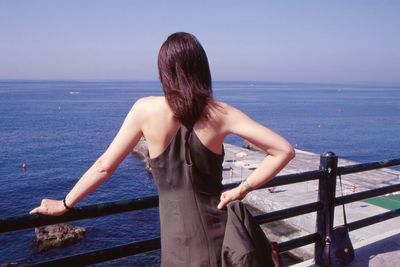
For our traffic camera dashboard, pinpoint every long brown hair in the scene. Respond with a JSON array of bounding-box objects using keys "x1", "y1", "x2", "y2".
[{"x1": 158, "y1": 32, "x2": 213, "y2": 128}]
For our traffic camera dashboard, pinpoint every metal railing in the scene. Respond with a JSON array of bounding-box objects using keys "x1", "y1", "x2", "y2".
[{"x1": 1, "y1": 152, "x2": 399, "y2": 266}]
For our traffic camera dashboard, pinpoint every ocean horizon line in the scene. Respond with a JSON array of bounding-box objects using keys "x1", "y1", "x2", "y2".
[{"x1": 1, "y1": 79, "x2": 400, "y2": 88}]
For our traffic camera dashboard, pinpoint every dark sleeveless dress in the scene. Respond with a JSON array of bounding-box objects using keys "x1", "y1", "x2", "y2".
[{"x1": 149, "y1": 125, "x2": 275, "y2": 267}]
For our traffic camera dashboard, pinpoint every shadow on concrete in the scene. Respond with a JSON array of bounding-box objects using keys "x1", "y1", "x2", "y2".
[{"x1": 348, "y1": 233, "x2": 400, "y2": 267}]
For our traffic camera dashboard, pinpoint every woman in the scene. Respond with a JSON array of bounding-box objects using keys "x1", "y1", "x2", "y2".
[{"x1": 31, "y1": 32, "x2": 295, "y2": 266}]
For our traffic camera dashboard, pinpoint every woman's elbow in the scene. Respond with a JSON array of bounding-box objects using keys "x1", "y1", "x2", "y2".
[
  {"x1": 94, "y1": 158, "x2": 115, "y2": 176},
  {"x1": 282, "y1": 144, "x2": 296, "y2": 161}
]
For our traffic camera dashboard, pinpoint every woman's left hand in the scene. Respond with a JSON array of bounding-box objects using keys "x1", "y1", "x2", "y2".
[
  {"x1": 217, "y1": 187, "x2": 243, "y2": 210},
  {"x1": 30, "y1": 199, "x2": 68, "y2": 216}
]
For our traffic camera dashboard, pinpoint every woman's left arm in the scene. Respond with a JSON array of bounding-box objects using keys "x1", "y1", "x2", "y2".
[{"x1": 30, "y1": 100, "x2": 144, "y2": 216}]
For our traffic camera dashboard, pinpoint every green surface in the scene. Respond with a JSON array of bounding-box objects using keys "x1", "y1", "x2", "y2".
[{"x1": 364, "y1": 194, "x2": 400, "y2": 210}]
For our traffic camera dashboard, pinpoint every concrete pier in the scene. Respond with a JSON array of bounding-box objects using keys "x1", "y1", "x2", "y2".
[{"x1": 222, "y1": 143, "x2": 400, "y2": 266}]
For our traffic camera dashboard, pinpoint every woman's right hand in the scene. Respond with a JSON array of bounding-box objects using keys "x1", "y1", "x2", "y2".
[
  {"x1": 217, "y1": 187, "x2": 245, "y2": 210},
  {"x1": 30, "y1": 199, "x2": 68, "y2": 216}
]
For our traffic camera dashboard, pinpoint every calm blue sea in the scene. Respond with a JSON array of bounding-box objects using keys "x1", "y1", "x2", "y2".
[{"x1": 0, "y1": 81, "x2": 399, "y2": 265}]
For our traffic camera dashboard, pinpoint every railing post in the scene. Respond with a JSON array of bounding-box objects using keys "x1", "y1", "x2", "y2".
[{"x1": 315, "y1": 151, "x2": 338, "y2": 265}]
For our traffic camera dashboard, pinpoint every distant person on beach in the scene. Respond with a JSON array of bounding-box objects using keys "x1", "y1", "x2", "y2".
[{"x1": 31, "y1": 32, "x2": 295, "y2": 266}]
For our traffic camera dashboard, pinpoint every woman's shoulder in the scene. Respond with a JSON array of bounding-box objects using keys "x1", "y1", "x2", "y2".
[
  {"x1": 205, "y1": 100, "x2": 249, "y2": 133},
  {"x1": 133, "y1": 96, "x2": 168, "y2": 112},
  {"x1": 135, "y1": 96, "x2": 165, "y2": 106},
  {"x1": 210, "y1": 100, "x2": 243, "y2": 119},
  {"x1": 128, "y1": 96, "x2": 170, "y2": 123}
]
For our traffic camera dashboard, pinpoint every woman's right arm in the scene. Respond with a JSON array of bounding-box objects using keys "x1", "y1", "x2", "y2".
[
  {"x1": 30, "y1": 98, "x2": 147, "y2": 216},
  {"x1": 217, "y1": 104, "x2": 295, "y2": 209}
]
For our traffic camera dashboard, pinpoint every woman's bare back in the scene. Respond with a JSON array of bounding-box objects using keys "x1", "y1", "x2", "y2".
[{"x1": 138, "y1": 96, "x2": 226, "y2": 159}]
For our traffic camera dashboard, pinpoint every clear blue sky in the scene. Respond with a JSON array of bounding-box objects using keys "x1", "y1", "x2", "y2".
[{"x1": 1, "y1": 1, "x2": 399, "y2": 83}]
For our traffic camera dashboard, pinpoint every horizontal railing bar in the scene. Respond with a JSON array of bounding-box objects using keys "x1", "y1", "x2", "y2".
[
  {"x1": 277, "y1": 233, "x2": 322, "y2": 253},
  {"x1": 24, "y1": 233, "x2": 324, "y2": 266},
  {"x1": 26, "y1": 237, "x2": 161, "y2": 267},
  {"x1": 335, "y1": 183, "x2": 400, "y2": 206},
  {"x1": 338, "y1": 158, "x2": 400, "y2": 175},
  {"x1": 0, "y1": 196, "x2": 159, "y2": 233},
  {"x1": 2, "y1": 169, "x2": 397, "y2": 234},
  {"x1": 347, "y1": 208, "x2": 400, "y2": 232},
  {"x1": 0, "y1": 170, "x2": 325, "y2": 233},
  {"x1": 22, "y1": 209, "x2": 400, "y2": 266},
  {"x1": 261, "y1": 170, "x2": 325, "y2": 188},
  {"x1": 255, "y1": 201, "x2": 323, "y2": 224},
  {"x1": 223, "y1": 169, "x2": 325, "y2": 190}
]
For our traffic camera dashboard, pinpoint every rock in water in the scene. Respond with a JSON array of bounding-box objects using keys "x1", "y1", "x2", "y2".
[{"x1": 35, "y1": 223, "x2": 86, "y2": 251}]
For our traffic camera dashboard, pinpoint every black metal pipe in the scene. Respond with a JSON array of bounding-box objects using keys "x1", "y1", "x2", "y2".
[
  {"x1": 223, "y1": 169, "x2": 324, "y2": 190},
  {"x1": 338, "y1": 158, "x2": 400, "y2": 175},
  {"x1": 0, "y1": 170, "x2": 325, "y2": 233},
  {"x1": 277, "y1": 233, "x2": 322, "y2": 253},
  {"x1": 22, "y1": 209, "x2": 400, "y2": 266},
  {"x1": 26, "y1": 238, "x2": 161, "y2": 267},
  {"x1": 254, "y1": 201, "x2": 323, "y2": 224},
  {"x1": 347, "y1": 208, "x2": 400, "y2": 232},
  {"x1": 261, "y1": 170, "x2": 325, "y2": 188},
  {"x1": 335, "y1": 183, "x2": 400, "y2": 206},
  {"x1": 0, "y1": 196, "x2": 159, "y2": 233},
  {"x1": 315, "y1": 152, "x2": 338, "y2": 265}
]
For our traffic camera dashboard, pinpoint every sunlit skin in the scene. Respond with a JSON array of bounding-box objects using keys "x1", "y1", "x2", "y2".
[{"x1": 30, "y1": 97, "x2": 295, "y2": 215}]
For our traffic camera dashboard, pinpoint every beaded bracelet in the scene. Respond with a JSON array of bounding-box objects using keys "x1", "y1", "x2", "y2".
[{"x1": 63, "y1": 196, "x2": 73, "y2": 210}]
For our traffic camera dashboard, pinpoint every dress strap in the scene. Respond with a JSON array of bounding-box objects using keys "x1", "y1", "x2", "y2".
[{"x1": 182, "y1": 124, "x2": 193, "y2": 166}]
